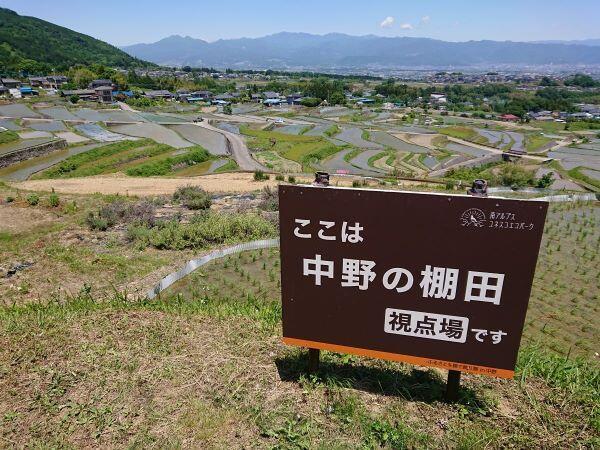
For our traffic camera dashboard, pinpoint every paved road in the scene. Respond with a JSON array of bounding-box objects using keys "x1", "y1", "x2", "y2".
[{"x1": 196, "y1": 122, "x2": 267, "y2": 171}]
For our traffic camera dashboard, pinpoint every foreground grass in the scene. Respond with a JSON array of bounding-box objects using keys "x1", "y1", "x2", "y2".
[
  {"x1": 0, "y1": 286, "x2": 597, "y2": 448},
  {"x1": 0, "y1": 187, "x2": 597, "y2": 448}
]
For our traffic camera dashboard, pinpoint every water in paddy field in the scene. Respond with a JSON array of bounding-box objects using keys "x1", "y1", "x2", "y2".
[{"x1": 0, "y1": 143, "x2": 103, "y2": 181}]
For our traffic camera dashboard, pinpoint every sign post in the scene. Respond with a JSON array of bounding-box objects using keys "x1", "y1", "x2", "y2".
[{"x1": 279, "y1": 185, "x2": 547, "y2": 391}]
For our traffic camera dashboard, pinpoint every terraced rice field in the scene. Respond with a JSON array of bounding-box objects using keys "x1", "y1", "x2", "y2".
[
  {"x1": 319, "y1": 106, "x2": 351, "y2": 117},
  {"x1": 18, "y1": 131, "x2": 53, "y2": 139},
  {"x1": 23, "y1": 120, "x2": 67, "y2": 132},
  {"x1": 506, "y1": 131, "x2": 526, "y2": 152},
  {"x1": 55, "y1": 131, "x2": 90, "y2": 144},
  {"x1": 137, "y1": 112, "x2": 189, "y2": 124},
  {"x1": 548, "y1": 146, "x2": 600, "y2": 171},
  {"x1": 255, "y1": 151, "x2": 302, "y2": 172},
  {"x1": 445, "y1": 142, "x2": 491, "y2": 157},
  {"x1": 75, "y1": 123, "x2": 133, "y2": 142},
  {"x1": 171, "y1": 158, "x2": 231, "y2": 176},
  {"x1": 169, "y1": 124, "x2": 229, "y2": 155},
  {"x1": 349, "y1": 150, "x2": 387, "y2": 173},
  {"x1": 421, "y1": 155, "x2": 438, "y2": 169},
  {"x1": 0, "y1": 104, "x2": 40, "y2": 118},
  {"x1": 336, "y1": 127, "x2": 382, "y2": 149},
  {"x1": 0, "y1": 143, "x2": 104, "y2": 181},
  {"x1": 71, "y1": 108, "x2": 106, "y2": 122},
  {"x1": 371, "y1": 131, "x2": 429, "y2": 153},
  {"x1": 581, "y1": 168, "x2": 600, "y2": 181},
  {"x1": 37, "y1": 106, "x2": 80, "y2": 121},
  {"x1": 32, "y1": 139, "x2": 210, "y2": 179},
  {"x1": 475, "y1": 129, "x2": 510, "y2": 146},
  {"x1": 110, "y1": 123, "x2": 194, "y2": 148},
  {"x1": 319, "y1": 149, "x2": 378, "y2": 176},
  {"x1": 304, "y1": 124, "x2": 331, "y2": 137},
  {"x1": 275, "y1": 124, "x2": 309, "y2": 135},
  {"x1": 0, "y1": 137, "x2": 56, "y2": 157},
  {"x1": 216, "y1": 122, "x2": 240, "y2": 134},
  {"x1": 0, "y1": 119, "x2": 22, "y2": 130}
]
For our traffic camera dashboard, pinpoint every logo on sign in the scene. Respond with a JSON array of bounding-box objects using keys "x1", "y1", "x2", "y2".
[{"x1": 460, "y1": 208, "x2": 486, "y2": 227}]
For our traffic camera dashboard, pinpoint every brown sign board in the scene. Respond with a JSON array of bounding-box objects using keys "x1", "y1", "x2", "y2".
[{"x1": 279, "y1": 185, "x2": 548, "y2": 378}]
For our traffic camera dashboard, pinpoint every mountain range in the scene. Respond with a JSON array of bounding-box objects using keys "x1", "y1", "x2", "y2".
[{"x1": 121, "y1": 33, "x2": 600, "y2": 69}]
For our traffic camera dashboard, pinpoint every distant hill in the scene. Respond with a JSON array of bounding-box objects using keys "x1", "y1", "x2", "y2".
[
  {"x1": 0, "y1": 8, "x2": 152, "y2": 73},
  {"x1": 121, "y1": 32, "x2": 600, "y2": 70},
  {"x1": 533, "y1": 39, "x2": 600, "y2": 47}
]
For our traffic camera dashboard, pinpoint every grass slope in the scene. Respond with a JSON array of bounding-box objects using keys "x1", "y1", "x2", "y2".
[{"x1": 33, "y1": 139, "x2": 212, "y2": 178}]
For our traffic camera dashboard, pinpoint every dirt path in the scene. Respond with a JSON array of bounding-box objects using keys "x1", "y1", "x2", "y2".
[
  {"x1": 13, "y1": 173, "x2": 282, "y2": 196},
  {"x1": 196, "y1": 122, "x2": 267, "y2": 171}
]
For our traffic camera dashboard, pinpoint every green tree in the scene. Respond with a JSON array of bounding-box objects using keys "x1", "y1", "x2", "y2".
[{"x1": 329, "y1": 92, "x2": 346, "y2": 105}]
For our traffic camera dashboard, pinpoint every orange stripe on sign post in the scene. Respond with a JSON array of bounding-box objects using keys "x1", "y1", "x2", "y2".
[{"x1": 282, "y1": 337, "x2": 515, "y2": 379}]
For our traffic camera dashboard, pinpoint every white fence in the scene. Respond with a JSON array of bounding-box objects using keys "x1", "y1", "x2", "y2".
[{"x1": 147, "y1": 238, "x2": 280, "y2": 299}]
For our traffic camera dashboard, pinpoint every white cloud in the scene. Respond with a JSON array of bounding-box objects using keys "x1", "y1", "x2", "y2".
[
  {"x1": 380, "y1": 16, "x2": 395, "y2": 28},
  {"x1": 421, "y1": 15, "x2": 430, "y2": 24},
  {"x1": 400, "y1": 23, "x2": 413, "y2": 30}
]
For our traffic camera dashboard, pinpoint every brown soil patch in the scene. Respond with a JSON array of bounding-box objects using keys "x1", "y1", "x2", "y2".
[{"x1": 0, "y1": 204, "x2": 57, "y2": 233}]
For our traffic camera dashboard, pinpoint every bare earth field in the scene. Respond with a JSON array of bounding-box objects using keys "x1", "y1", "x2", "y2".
[{"x1": 14, "y1": 173, "x2": 287, "y2": 195}]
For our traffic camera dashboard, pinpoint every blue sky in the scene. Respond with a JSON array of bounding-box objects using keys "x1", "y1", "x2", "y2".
[{"x1": 2, "y1": 0, "x2": 599, "y2": 46}]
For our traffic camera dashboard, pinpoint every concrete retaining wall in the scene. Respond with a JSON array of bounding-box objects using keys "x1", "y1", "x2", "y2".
[{"x1": 0, "y1": 139, "x2": 67, "y2": 168}]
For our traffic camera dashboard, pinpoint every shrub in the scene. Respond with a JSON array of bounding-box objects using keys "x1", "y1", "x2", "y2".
[
  {"x1": 26, "y1": 193, "x2": 39, "y2": 206},
  {"x1": 5, "y1": 196, "x2": 14, "y2": 203},
  {"x1": 300, "y1": 97, "x2": 321, "y2": 107},
  {"x1": 173, "y1": 185, "x2": 212, "y2": 210},
  {"x1": 494, "y1": 164, "x2": 534, "y2": 188},
  {"x1": 259, "y1": 186, "x2": 278, "y2": 211},
  {"x1": 352, "y1": 180, "x2": 361, "y2": 188},
  {"x1": 287, "y1": 176, "x2": 296, "y2": 184},
  {"x1": 86, "y1": 199, "x2": 156, "y2": 230},
  {"x1": 86, "y1": 213, "x2": 109, "y2": 231},
  {"x1": 125, "y1": 147, "x2": 211, "y2": 177},
  {"x1": 275, "y1": 174, "x2": 285, "y2": 181},
  {"x1": 48, "y1": 192, "x2": 60, "y2": 207},
  {"x1": 254, "y1": 170, "x2": 269, "y2": 181},
  {"x1": 128, "y1": 212, "x2": 276, "y2": 250}
]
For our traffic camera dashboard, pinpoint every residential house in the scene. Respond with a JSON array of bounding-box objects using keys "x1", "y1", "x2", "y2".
[
  {"x1": 215, "y1": 93, "x2": 234, "y2": 101},
  {"x1": 89, "y1": 79, "x2": 113, "y2": 89},
  {"x1": 1, "y1": 78, "x2": 21, "y2": 88},
  {"x1": 95, "y1": 86, "x2": 114, "y2": 103},
  {"x1": 498, "y1": 114, "x2": 520, "y2": 122},
  {"x1": 47, "y1": 75, "x2": 68, "y2": 87},
  {"x1": 263, "y1": 91, "x2": 280, "y2": 100},
  {"x1": 250, "y1": 93, "x2": 262, "y2": 103},
  {"x1": 192, "y1": 91, "x2": 213, "y2": 101},
  {"x1": 286, "y1": 93, "x2": 303, "y2": 105},
  {"x1": 61, "y1": 89, "x2": 97, "y2": 101},
  {"x1": 28, "y1": 77, "x2": 49, "y2": 88},
  {"x1": 144, "y1": 90, "x2": 173, "y2": 99},
  {"x1": 430, "y1": 93, "x2": 447, "y2": 104}
]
